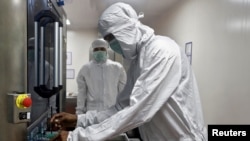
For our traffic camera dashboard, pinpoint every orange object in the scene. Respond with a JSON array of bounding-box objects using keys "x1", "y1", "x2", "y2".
[
  {"x1": 22, "y1": 97, "x2": 32, "y2": 107},
  {"x1": 16, "y1": 94, "x2": 32, "y2": 108}
]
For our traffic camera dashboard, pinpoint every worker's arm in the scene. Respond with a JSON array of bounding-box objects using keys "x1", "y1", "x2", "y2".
[
  {"x1": 118, "y1": 64, "x2": 127, "y2": 93},
  {"x1": 68, "y1": 45, "x2": 182, "y2": 141}
]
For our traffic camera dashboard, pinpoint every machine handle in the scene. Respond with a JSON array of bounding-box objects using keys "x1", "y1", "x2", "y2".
[
  {"x1": 33, "y1": 10, "x2": 63, "y2": 98},
  {"x1": 59, "y1": 27, "x2": 63, "y2": 86},
  {"x1": 54, "y1": 22, "x2": 59, "y2": 88}
]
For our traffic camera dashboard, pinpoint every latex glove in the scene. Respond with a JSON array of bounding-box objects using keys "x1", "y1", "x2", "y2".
[{"x1": 50, "y1": 112, "x2": 77, "y2": 130}]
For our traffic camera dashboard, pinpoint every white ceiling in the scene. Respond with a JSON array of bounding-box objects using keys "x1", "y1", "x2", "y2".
[{"x1": 63, "y1": 0, "x2": 179, "y2": 30}]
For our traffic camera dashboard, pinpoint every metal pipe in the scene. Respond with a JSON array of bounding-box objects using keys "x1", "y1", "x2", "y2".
[
  {"x1": 59, "y1": 27, "x2": 63, "y2": 85},
  {"x1": 34, "y1": 22, "x2": 39, "y2": 87},
  {"x1": 39, "y1": 26, "x2": 45, "y2": 85},
  {"x1": 54, "y1": 22, "x2": 59, "y2": 87}
]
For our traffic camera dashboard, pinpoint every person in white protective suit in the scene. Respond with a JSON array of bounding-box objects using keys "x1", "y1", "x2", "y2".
[
  {"x1": 28, "y1": 37, "x2": 57, "y2": 123},
  {"x1": 50, "y1": 2, "x2": 207, "y2": 141},
  {"x1": 75, "y1": 38, "x2": 127, "y2": 114}
]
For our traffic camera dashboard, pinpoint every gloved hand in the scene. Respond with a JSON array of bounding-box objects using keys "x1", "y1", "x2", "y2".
[
  {"x1": 50, "y1": 112, "x2": 77, "y2": 130},
  {"x1": 50, "y1": 130, "x2": 69, "y2": 141}
]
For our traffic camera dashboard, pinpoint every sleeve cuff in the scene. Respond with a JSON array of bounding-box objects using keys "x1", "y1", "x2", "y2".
[{"x1": 76, "y1": 114, "x2": 85, "y2": 127}]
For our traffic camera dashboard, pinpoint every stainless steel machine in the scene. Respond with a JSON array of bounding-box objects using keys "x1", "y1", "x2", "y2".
[
  {"x1": 0, "y1": 1, "x2": 28, "y2": 140},
  {"x1": 0, "y1": 0, "x2": 139, "y2": 140},
  {"x1": 0, "y1": 0, "x2": 67, "y2": 141},
  {"x1": 26, "y1": 0, "x2": 67, "y2": 140}
]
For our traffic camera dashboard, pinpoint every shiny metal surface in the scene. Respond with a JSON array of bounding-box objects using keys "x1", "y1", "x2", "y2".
[
  {"x1": 54, "y1": 22, "x2": 59, "y2": 87},
  {"x1": 27, "y1": 0, "x2": 67, "y2": 115},
  {"x1": 0, "y1": 0, "x2": 27, "y2": 141},
  {"x1": 106, "y1": 133, "x2": 129, "y2": 141}
]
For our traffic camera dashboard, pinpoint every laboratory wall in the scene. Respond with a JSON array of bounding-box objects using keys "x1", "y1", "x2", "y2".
[
  {"x1": 148, "y1": 0, "x2": 250, "y2": 124},
  {"x1": 66, "y1": 29, "x2": 98, "y2": 95}
]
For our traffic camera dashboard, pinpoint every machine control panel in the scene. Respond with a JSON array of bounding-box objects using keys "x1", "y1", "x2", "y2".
[{"x1": 7, "y1": 93, "x2": 32, "y2": 123}]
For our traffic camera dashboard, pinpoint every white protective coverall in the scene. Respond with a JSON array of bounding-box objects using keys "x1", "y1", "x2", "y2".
[
  {"x1": 68, "y1": 2, "x2": 207, "y2": 141},
  {"x1": 75, "y1": 38, "x2": 127, "y2": 114}
]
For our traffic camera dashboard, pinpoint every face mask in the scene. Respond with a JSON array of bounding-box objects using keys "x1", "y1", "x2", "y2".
[
  {"x1": 93, "y1": 51, "x2": 107, "y2": 62},
  {"x1": 109, "y1": 39, "x2": 123, "y2": 55}
]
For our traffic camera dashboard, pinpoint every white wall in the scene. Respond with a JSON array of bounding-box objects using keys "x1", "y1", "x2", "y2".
[
  {"x1": 148, "y1": 0, "x2": 250, "y2": 124},
  {"x1": 66, "y1": 29, "x2": 98, "y2": 94}
]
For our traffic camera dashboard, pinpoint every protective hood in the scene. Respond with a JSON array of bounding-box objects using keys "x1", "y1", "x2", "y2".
[
  {"x1": 91, "y1": 38, "x2": 109, "y2": 50},
  {"x1": 90, "y1": 38, "x2": 109, "y2": 63},
  {"x1": 98, "y1": 2, "x2": 154, "y2": 60}
]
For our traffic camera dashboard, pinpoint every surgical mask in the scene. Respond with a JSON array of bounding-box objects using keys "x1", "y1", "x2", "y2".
[
  {"x1": 93, "y1": 51, "x2": 107, "y2": 62},
  {"x1": 109, "y1": 39, "x2": 123, "y2": 55}
]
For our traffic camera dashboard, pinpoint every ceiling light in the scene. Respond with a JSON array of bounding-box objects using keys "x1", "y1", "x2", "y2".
[{"x1": 66, "y1": 19, "x2": 71, "y2": 25}]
